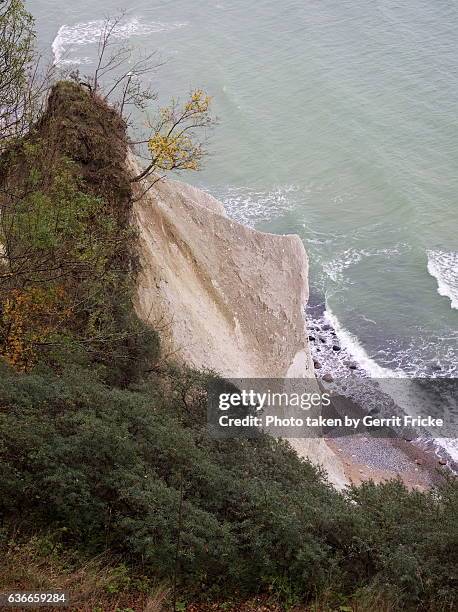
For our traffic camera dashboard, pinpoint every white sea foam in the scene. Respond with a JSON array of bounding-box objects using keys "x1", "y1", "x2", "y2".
[
  {"x1": 427, "y1": 249, "x2": 458, "y2": 310},
  {"x1": 52, "y1": 18, "x2": 188, "y2": 65},
  {"x1": 323, "y1": 246, "x2": 406, "y2": 283},
  {"x1": 209, "y1": 184, "x2": 299, "y2": 227},
  {"x1": 435, "y1": 438, "x2": 458, "y2": 464},
  {"x1": 376, "y1": 334, "x2": 458, "y2": 378},
  {"x1": 322, "y1": 249, "x2": 363, "y2": 282},
  {"x1": 323, "y1": 307, "x2": 397, "y2": 378}
]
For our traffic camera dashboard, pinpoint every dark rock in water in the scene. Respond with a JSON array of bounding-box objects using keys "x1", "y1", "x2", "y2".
[
  {"x1": 431, "y1": 364, "x2": 442, "y2": 371},
  {"x1": 320, "y1": 337, "x2": 326, "y2": 343},
  {"x1": 313, "y1": 360, "x2": 322, "y2": 369},
  {"x1": 308, "y1": 335, "x2": 315, "y2": 341},
  {"x1": 316, "y1": 348, "x2": 321, "y2": 352},
  {"x1": 349, "y1": 364, "x2": 357, "y2": 370},
  {"x1": 322, "y1": 372, "x2": 333, "y2": 383},
  {"x1": 332, "y1": 345, "x2": 341, "y2": 352},
  {"x1": 331, "y1": 331, "x2": 337, "y2": 337},
  {"x1": 322, "y1": 324, "x2": 331, "y2": 331},
  {"x1": 438, "y1": 458, "x2": 447, "y2": 466}
]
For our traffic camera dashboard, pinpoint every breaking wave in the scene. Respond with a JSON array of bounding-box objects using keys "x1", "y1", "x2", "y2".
[
  {"x1": 427, "y1": 249, "x2": 458, "y2": 310},
  {"x1": 208, "y1": 184, "x2": 300, "y2": 227},
  {"x1": 323, "y1": 307, "x2": 397, "y2": 378},
  {"x1": 323, "y1": 245, "x2": 408, "y2": 283},
  {"x1": 52, "y1": 18, "x2": 188, "y2": 65}
]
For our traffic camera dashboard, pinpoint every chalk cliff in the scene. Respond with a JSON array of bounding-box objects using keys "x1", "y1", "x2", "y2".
[{"x1": 128, "y1": 153, "x2": 347, "y2": 487}]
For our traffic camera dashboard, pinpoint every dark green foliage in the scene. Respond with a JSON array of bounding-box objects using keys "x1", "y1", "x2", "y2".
[
  {"x1": 0, "y1": 363, "x2": 456, "y2": 609},
  {"x1": 346, "y1": 479, "x2": 458, "y2": 608}
]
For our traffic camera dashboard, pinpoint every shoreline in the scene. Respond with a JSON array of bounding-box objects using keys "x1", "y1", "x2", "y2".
[
  {"x1": 326, "y1": 434, "x2": 446, "y2": 490},
  {"x1": 320, "y1": 379, "x2": 451, "y2": 490},
  {"x1": 307, "y1": 293, "x2": 456, "y2": 488}
]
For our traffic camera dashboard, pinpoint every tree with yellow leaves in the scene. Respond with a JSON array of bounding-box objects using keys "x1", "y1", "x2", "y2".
[
  {"x1": 131, "y1": 89, "x2": 216, "y2": 191},
  {"x1": 67, "y1": 14, "x2": 215, "y2": 194}
]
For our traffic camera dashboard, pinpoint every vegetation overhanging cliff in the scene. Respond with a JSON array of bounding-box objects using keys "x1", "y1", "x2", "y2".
[{"x1": 0, "y1": 83, "x2": 457, "y2": 611}]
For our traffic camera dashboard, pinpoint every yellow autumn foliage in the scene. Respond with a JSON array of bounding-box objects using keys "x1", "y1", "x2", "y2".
[
  {"x1": 148, "y1": 134, "x2": 201, "y2": 171},
  {"x1": 184, "y1": 89, "x2": 212, "y2": 113},
  {"x1": 1, "y1": 286, "x2": 71, "y2": 371},
  {"x1": 145, "y1": 89, "x2": 214, "y2": 175}
]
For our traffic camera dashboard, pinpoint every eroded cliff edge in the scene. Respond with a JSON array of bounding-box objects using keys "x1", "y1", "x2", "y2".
[{"x1": 128, "y1": 153, "x2": 348, "y2": 487}]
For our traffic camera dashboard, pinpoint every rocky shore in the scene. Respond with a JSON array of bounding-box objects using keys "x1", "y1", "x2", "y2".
[
  {"x1": 308, "y1": 295, "x2": 452, "y2": 489},
  {"x1": 327, "y1": 434, "x2": 446, "y2": 490}
]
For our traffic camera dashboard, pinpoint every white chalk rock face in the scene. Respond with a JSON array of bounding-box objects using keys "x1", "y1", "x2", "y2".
[{"x1": 128, "y1": 153, "x2": 347, "y2": 488}]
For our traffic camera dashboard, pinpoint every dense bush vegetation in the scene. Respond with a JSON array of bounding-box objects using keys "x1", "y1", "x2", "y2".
[{"x1": 0, "y1": 362, "x2": 456, "y2": 610}]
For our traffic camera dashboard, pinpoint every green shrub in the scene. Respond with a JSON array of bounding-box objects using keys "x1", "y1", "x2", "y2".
[{"x1": 0, "y1": 363, "x2": 456, "y2": 609}]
